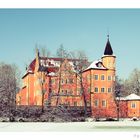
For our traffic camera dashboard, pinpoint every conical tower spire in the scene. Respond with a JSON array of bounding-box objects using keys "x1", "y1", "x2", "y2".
[{"x1": 104, "y1": 35, "x2": 113, "y2": 55}]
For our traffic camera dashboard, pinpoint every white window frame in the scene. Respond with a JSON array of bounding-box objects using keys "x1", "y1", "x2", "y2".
[
  {"x1": 94, "y1": 100, "x2": 99, "y2": 107},
  {"x1": 108, "y1": 88, "x2": 112, "y2": 93},
  {"x1": 108, "y1": 75, "x2": 112, "y2": 81},
  {"x1": 94, "y1": 87, "x2": 98, "y2": 93},
  {"x1": 101, "y1": 75, "x2": 105, "y2": 80},
  {"x1": 102, "y1": 100, "x2": 107, "y2": 107},
  {"x1": 101, "y1": 87, "x2": 105, "y2": 93},
  {"x1": 131, "y1": 102, "x2": 136, "y2": 109},
  {"x1": 94, "y1": 74, "x2": 99, "y2": 80}
]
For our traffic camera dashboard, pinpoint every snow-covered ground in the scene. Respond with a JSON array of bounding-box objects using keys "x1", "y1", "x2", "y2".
[{"x1": 0, "y1": 121, "x2": 140, "y2": 131}]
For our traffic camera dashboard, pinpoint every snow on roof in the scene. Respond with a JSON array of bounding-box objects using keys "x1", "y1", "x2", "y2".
[
  {"x1": 48, "y1": 72, "x2": 56, "y2": 76},
  {"x1": 116, "y1": 97, "x2": 126, "y2": 101},
  {"x1": 125, "y1": 93, "x2": 140, "y2": 100},
  {"x1": 84, "y1": 59, "x2": 107, "y2": 71}
]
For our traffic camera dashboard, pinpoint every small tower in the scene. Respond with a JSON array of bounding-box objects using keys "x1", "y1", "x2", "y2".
[
  {"x1": 102, "y1": 35, "x2": 116, "y2": 70},
  {"x1": 35, "y1": 47, "x2": 40, "y2": 72}
]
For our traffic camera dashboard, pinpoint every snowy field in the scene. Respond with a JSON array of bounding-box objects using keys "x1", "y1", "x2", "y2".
[{"x1": 0, "y1": 121, "x2": 140, "y2": 131}]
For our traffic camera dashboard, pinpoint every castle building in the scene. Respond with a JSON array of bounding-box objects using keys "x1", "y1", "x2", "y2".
[
  {"x1": 81, "y1": 36, "x2": 117, "y2": 118},
  {"x1": 16, "y1": 37, "x2": 117, "y2": 118},
  {"x1": 18, "y1": 36, "x2": 140, "y2": 119}
]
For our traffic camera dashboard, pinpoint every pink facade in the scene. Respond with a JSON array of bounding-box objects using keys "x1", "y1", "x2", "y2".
[{"x1": 17, "y1": 38, "x2": 140, "y2": 119}]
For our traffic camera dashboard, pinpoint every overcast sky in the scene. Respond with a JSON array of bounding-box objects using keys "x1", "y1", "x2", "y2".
[{"x1": 0, "y1": 9, "x2": 140, "y2": 79}]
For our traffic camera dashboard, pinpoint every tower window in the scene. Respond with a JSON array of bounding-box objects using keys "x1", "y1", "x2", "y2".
[
  {"x1": 101, "y1": 75, "x2": 105, "y2": 80},
  {"x1": 94, "y1": 75, "x2": 98, "y2": 80},
  {"x1": 108, "y1": 76, "x2": 112, "y2": 81},
  {"x1": 94, "y1": 87, "x2": 98, "y2": 93},
  {"x1": 108, "y1": 88, "x2": 112, "y2": 93},
  {"x1": 101, "y1": 87, "x2": 105, "y2": 93}
]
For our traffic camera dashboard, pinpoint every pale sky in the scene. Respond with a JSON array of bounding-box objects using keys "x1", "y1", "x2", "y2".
[{"x1": 0, "y1": 9, "x2": 140, "y2": 79}]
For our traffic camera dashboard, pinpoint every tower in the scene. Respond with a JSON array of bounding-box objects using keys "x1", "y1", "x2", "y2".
[
  {"x1": 102, "y1": 35, "x2": 116, "y2": 96},
  {"x1": 35, "y1": 47, "x2": 40, "y2": 72},
  {"x1": 101, "y1": 35, "x2": 117, "y2": 118},
  {"x1": 90, "y1": 36, "x2": 117, "y2": 119},
  {"x1": 102, "y1": 35, "x2": 116, "y2": 70}
]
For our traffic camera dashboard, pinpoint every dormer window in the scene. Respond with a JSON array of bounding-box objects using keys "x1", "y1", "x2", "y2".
[{"x1": 97, "y1": 62, "x2": 102, "y2": 68}]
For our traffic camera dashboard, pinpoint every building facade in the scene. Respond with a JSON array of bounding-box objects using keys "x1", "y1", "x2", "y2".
[{"x1": 17, "y1": 37, "x2": 140, "y2": 119}]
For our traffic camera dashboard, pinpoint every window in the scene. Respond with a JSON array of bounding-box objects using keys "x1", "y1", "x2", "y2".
[
  {"x1": 94, "y1": 75, "x2": 98, "y2": 80},
  {"x1": 108, "y1": 88, "x2": 112, "y2": 93},
  {"x1": 131, "y1": 103, "x2": 136, "y2": 108},
  {"x1": 101, "y1": 75, "x2": 105, "y2": 80},
  {"x1": 65, "y1": 79, "x2": 68, "y2": 84},
  {"x1": 51, "y1": 79, "x2": 55, "y2": 84},
  {"x1": 69, "y1": 79, "x2": 74, "y2": 83},
  {"x1": 97, "y1": 62, "x2": 102, "y2": 68},
  {"x1": 94, "y1": 100, "x2": 99, "y2": 107},
  {"x1": 86, "y1": 101, "x2": 90, "y2": 106},
  {"x1": 94, "y1": 87, "x2": 98, "y2": 93},
  {"x1": 67, "y1": 102, "x2": 70, "y2": 106},
  {"x1": 101, "y1": 87, "x2": 105, "y2": 93},
  {"x1": 69, "y1": 90, "x2": 73, "y2": 94},
  {"x1": 88, "y1": 88, "x2": 90, "y2": 93},
  {"x1": 61, "y1": 79, "x2": 64, "y2": 84},
  {"x1": 108, "y1": 76, "x2": 112, "y2": 81},
  {"x1": 74, "y1": 101, "x2": 77, "y2": 106},
  {"x1": 102, "y1": 100, "x2": 106, "y2": 107}
]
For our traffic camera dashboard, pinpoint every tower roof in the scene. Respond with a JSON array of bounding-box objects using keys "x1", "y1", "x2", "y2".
[{"x1": 104, "y1": 36, "x2": 113, "y2": 55}]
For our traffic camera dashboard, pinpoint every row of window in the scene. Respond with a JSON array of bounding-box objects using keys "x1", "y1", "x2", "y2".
[
  {"x1": 94, "y1": 74, "x2": 115, "y2": 81},
  {"x1": 60, "y1": 101, "x2": 78, "y2": 106},
  {"x1": 51, "y1": 87, "x2": 112, "y2": 94},
  {"x1": 94, "y1": 87, "x2": 112, "y2": 93},
  {"x1": 94, "y1": 100, "x2": 107, "y2": 107},
  {"x1": 51, "y1": 74, "x2": 114, "y2": 85},
  {"x1": 61, "y1": 89, "x2": 73, "y2": 94},
  {"x1": 61, "y1": 79, "x2": 74, "y2": 84},
  {"x1": 51, "y1": 78, "x2": 74, "y2": 84},
  {"x1": 51, "y1": 89, "x2": 74, "y2": 94}
]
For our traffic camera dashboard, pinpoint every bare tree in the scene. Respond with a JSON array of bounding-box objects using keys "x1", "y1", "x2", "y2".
[
  {"x1": 70, "y1": 50, "x2": 89, "y2": 116},
  {"x1": 35, "y1": 47, "x2": 48, "y2": 113},
  {"x1": 40, "y1": 46, "x2": 51, "y2": 57},
  {"x1": 0, "y1": 63, "x2": 20, "y2": 121},
  {"x1": 56, "y1": 44, "x2": 69, "y2": 59},
  {"x1": 123, "y1": 68, "x2": 140, "y2": 96},
  {"x1": 55, "y1": 44, "x2": 66, "y2": 106},
  {"x1": 114, "y1": 76, "x2": 124, "y2": 121}
]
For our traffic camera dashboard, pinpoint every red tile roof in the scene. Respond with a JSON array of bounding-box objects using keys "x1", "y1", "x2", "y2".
[{"x1": 28, "y1": 57, "x2": 81, "y2": 72}]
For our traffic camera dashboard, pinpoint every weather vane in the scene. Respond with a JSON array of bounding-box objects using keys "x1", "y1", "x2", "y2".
[{"x1": 107, "y1": 28, "x2": 110, "y2": 40}]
